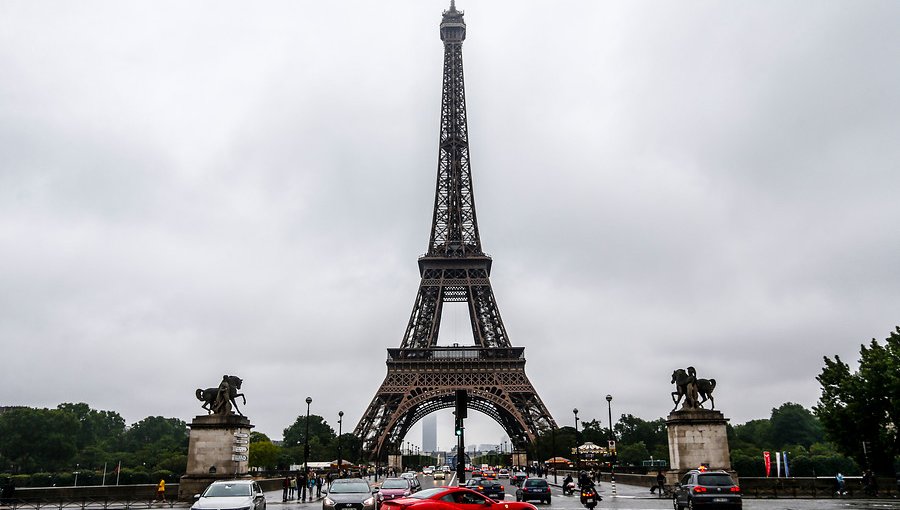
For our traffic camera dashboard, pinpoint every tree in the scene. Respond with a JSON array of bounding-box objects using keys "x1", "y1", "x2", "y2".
[
  {"x1": 283, "y1": 415, "x2": 335, "y2": 449},
  {"x1": 0, "y1": 407, "x2": 79, "y2": 472},
  {"x1": 815, "y1": 326, "x2": 900, "y2": 474},
  {"x1": 249, "y1": 441, "x2": 280, "y2": 471},
  {"x1": 769, "y1": 403, "x2": 824, "y2": 449}
]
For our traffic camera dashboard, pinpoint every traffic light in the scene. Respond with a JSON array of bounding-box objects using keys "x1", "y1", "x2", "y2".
[
  {"x1": 455, "y1": 425, "x2": 463, "y2": 436},
  {"x1": 455, "y1": 389, "x2": 467, "y2": 419}
]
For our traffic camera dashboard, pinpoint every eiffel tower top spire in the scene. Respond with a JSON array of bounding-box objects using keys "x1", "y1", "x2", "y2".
[{"x1": 428, "y1": 1, "x2": 481, "y2": 259}]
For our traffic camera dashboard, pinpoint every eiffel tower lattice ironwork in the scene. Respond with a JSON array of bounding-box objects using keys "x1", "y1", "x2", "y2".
[{"x1": 353, "y1": 2, "x2": 556, "y2": 460}]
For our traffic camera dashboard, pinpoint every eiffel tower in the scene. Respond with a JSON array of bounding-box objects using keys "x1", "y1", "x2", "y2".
[{"x1": 353, "y1": 1, "x2": 556, "y2": 460}]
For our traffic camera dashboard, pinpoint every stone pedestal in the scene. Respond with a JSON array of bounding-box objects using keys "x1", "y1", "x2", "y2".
[
  {"x1": 178, "y1": 414, "x2": 253, "y2": 501},
  {"x1": 665, "y1": 409, "x2": 733, "y2": 484}
]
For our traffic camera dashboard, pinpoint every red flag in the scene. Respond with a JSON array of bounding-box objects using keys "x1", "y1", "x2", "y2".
[{"x1": 763, "y1": 451, "x2": 771, "y2": 477}]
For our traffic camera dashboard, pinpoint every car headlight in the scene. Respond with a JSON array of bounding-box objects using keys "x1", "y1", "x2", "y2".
[
  {"x1": 364, "y1": 497, "x2": 374, "y2": 506},
  {"x1": 324, "y1": 498, "x2": 336, "y2": 507}
]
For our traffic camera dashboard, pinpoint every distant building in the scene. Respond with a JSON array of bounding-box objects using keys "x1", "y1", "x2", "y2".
[{"x1": 423, "y1": 414, "x2": 437, "y2": 452}]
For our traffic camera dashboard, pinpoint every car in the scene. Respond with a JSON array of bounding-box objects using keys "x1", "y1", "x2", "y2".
[
  {"x1": 377, "y1": 478, "x2": 413, "y2": 504},
  {"x1": 510, "y1": 472, "x2": 527, "y2": 486},
  {"x1": 433, "y1": 470, "x2": 446, "y2": 481},
  {"x1": 423, "y1": 466, "x2": 435, "y2": 476},
  {"x1": 464, "y1": 478, "x2": 504, "y2": 500},
  {"x1": 498, "y1": 469, "x2": 509, "y2": 479},
  {"x1": 191, "y1": 480, "x2": 266, "y2": 510},
  {"x1": 471, "y1": 469, "x2": 483, "y2": 478},
  {"x1": 324, "y1": 478, "x2": 377, "y2": 510},
  {"x1": 482, "y1": 470, "x2": 497, "y2": 480},
  {"x1": 400, "y1": 472, "x2": 421, "y2": 492},
  {"x1": 379, "y1": 487, "x2": 535, "y2": 510},
  {"x1": 515, "y1": 477, "x2": 551, "y2": 504},
  {"x1": 441, "y1": 466, "x2": 451, "y2": 473},
  {"x1": 672, "y1": 470, "x2": 742, "y2": 509}
]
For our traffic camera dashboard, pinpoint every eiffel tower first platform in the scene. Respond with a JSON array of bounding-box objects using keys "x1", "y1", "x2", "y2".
[{"x1": 353, "y1": 2, "x2": 556, "y2": 461}]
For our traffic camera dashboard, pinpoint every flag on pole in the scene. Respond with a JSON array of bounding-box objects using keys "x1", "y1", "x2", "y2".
[
  {"x1": 763, "y1": 451, "x2": 771, "y2": 477},
  {"x1": 783, "y1": 452, "x2": 790, "y2": 478},
  {"x1": 775, "y1": 451, "x2": 782, "y2": 477}
]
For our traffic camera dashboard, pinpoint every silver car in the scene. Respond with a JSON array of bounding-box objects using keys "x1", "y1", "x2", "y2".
[
  {"x1": 324, "y1": 478, "x2": 377, "y2": 510},
  {"x1": 191, "y1": 480, "x2": 266, "y2": 510}
]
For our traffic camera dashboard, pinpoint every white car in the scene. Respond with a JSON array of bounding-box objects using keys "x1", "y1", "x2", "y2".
[
  {"x1": 433, "y1": 470, "x2": 446, "y2": 480},
  {"x1": 423, "y1": 466, "x2": 434, "y2": 475},
  {"x1": 191, "y1": 480, "x2": 266, "y2": 510}
]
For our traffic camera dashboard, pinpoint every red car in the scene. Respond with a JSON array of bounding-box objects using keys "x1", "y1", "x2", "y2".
[{"x1": 380, "y1": 487, "x2": 536, "y2": 510}]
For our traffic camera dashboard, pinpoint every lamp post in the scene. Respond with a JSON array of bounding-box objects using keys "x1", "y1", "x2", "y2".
[
  {"x1": 337, "y1": 411, "x2": 344, "y2": 477},
  {"x1": 546, "y1": 415, "x2": 557, "y2": 484},
  {"x1": 606, "y1": 394, "x2": 615, "y2": 486},
  {"x1": 573, "y1": 408, "x2": 580, "y2": 470},
  {"x1": 304, "y1": 397, "x2": 312, "y2": 475}
]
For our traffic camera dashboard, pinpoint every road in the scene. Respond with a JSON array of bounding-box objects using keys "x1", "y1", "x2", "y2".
[{"x1": 263, "y1": 473, "x2": 900, "y2": 510}]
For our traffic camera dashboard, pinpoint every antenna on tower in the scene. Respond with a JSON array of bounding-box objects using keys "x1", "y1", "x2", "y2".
[{"x1": 450, "y1": 0, "x2": 456, "y2": 12}]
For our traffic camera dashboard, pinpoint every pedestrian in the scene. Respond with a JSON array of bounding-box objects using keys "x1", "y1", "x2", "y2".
[
  {"x1": 656, "y1": 470, "x2": 666, "y2": 498},
  {"x1": 290, "y1": 476, "x2": 297, "y2": 499},
  {"x1": 282, "y1": 476, "x2": 290, "y2": 502},
  {"x1": 836, "y1": 472, "x2": 845, "y2": 495},
  {"x1": 316, "y1": 474, "x2": 323, "y2": 498},
  {"x1": 155, "y1": 478, "x2": 167, "y2": 504},
  {"x1": 300, "y1": 471, "x2": 308, "y2": 502}
]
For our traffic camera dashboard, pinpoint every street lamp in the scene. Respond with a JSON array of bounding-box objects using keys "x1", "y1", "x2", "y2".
[
  {"x1": 606, "y1": 394, "x2": 615, "y2": 486},
  {"x1": 573, "y1": 408, "x2": 581, "y2": 470},
  {"x1": 337, "y1": 411, "x2": 344, "y2": 477},
  {"x1": 606, "y1": 395, "x2": 614, "y2": 441},
  {"x1": 304, "y1": 397, "x2": 312, "y2": 475}
]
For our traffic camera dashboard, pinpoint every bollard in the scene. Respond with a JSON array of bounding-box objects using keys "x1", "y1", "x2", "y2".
[{"x1": 610, "y1": 476, "x2": 616, "y2": 497}]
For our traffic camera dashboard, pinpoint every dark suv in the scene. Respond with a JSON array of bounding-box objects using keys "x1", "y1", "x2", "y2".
[
  {"x1": 673, "y1": 470, "x2": 741, "y2": 509},
  {"x1": 464, "y1": 478, "x2": 505, "y2": 500}
]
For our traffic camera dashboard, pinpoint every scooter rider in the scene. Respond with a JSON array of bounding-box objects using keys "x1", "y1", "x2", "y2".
[
  {"x1": 578, "y1": 471, "x2": 594, "y2": 489},
  {"x1": 563, "y1": 474, "x2": 574, "y2": 494}
]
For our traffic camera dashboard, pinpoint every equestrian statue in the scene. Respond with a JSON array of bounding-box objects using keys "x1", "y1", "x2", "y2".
[
  {"x1": 196, "y1": 375, "x2": 247, "y2": 416},
  {"x1": 671, "y1": 366, "x2": 716, "y2": 412}
]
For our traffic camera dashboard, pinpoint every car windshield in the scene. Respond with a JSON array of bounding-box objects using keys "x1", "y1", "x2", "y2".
[
  {"x1": 381, "y1": 480, "x2": 409, "y2": 489},
  {"x1": 203, "y1": 483, "x2": 251, "y2": 497},
  {"x1": 409, "y1": 488, "x2": 444, "y2": 500},
  {"x1": 330, "y1": 482, "x2": 371, "y2": 493},
  {"x1": 698, "y1": 474, "x2": 734, "y2": 487},
  {"x1": 524, "y1": 479, "x2": 547, "y2": 487}
]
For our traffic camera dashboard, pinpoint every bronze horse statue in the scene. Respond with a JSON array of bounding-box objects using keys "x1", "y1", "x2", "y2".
[
  {"x1": 671, "y1": 367, "x2": 716, "y2": 411},
  {"x1": 196, "y1": 375, "x2": 246, "y2": 416}
]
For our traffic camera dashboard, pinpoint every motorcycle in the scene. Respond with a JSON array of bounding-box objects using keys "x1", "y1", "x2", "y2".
[
  {"x1": 563, "y1": 481, "x2": 576, "y2": 496},
  {"x1": 579, "y1": 485, "x2": 600, "y2": 510}
]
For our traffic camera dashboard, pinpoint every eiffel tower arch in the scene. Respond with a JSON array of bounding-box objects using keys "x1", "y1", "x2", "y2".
[{"x1": 353, "y1": 2, "x2": 556, "y2": 460}]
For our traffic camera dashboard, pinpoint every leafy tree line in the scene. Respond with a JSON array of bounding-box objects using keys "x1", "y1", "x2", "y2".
[
  {"x1": 0, "y1": 403, "x2": 187, "y2": 486},
  {"x1": 248, "y1": 414, "x2": 362, "y2": 471}
]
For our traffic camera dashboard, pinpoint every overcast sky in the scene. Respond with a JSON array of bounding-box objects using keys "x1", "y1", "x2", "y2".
[{"x1": 2, "y1": 1, "x2": 899, "y2": 452}]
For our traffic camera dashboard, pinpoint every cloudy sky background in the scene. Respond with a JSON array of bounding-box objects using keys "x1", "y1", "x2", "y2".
[{"x1": 2, "y1": 0, "x2": 899, "y2": 451}]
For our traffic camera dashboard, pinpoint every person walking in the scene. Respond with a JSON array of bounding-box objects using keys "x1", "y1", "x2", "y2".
[
  {"x1": 316, "y1": 473, "x2": 323, "y2": 498},
  {"x1": 300, "y1": 471, "x2": 308, "y2": 502},
  {"x1": 656, "y1": 470, "x2": 666, "y2": 498},
  {"x1": 835, "y1": 472, "x2": 846, "y2": 495},
  {"x1": 282, "y1": 476, "x2": 290, "y2": 502},
  {"x1": 155, "y1": 479, "x2": 167, "y2": 504}
]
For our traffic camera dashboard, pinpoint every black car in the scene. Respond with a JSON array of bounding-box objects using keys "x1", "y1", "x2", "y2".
[
  {"x1": 510, "y1": 472, "x2": 527, "y2": 487},
  {"x1": 473, "y1": 479, "x2": 505, "y2": 501},
  {"x1": 463, "y1": 478, "x2": 503, "y2": 501},
  {"x1": 673, "y1": 470, "x2": 741, "y2": 509},
  {"x1": 515, "y1": 477, "x2": 551, "y2": 504}
]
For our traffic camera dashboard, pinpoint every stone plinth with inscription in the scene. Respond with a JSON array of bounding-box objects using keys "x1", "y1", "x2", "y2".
[
  {"x1": 178, "y1": 414, "x2": 253, "y2": 500},
  {"x1": 665, "y1": 409, "x2": 733, "y2": 484}
]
